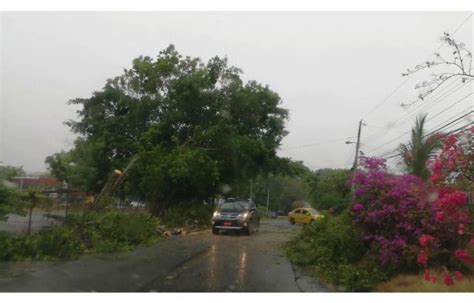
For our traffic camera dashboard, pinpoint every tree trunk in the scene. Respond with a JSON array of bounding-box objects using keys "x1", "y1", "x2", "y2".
[{"x1": 27, "y1": 206, "x2": 33, "y2": 235}]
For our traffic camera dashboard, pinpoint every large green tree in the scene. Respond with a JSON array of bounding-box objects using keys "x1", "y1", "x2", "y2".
[
  {"x1": 307, "y1": 168, "x2": 351, "y2": 211},
  {"x1": 0, "y1": 165, "x2": 24, "y2": 181},
  {"x1": 47, "y1": 45, "x2": 288, "y2": 213}
]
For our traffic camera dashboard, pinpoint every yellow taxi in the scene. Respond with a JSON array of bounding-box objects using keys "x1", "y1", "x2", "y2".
[{"x1": 288, "y1": 207, "x2": 323, "y2": 225}]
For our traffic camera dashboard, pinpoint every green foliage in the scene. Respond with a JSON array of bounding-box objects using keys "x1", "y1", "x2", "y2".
[
  {"x1": 0, "y1": 232, "x2": 14, "y2": 260},
  {"x1": 33, "y1": 226, "x2": 84, "y2": 260},
  {"x1": 160, "y1": 203, "x2": 214, "y2": 228},
  {"x1": 399, "y1": 114, "x2": 442, "y2": 180},
  {"x1": 336, "y1": 263, "x2": 387, "y2": 292},
  {"x1": 0, "y1": 165, "x2": 24, "y2": 181},
  {"x1": 286, "y1": 211, "x2": 386, "y2": 290},
  {"x1": 134, "y1": 147, "x2": 219, "y2": 213},
  {"x1": 0, "y1": 183, "x2": 24, "y2": 220},
  {"x1": 0, "y1": 211, "x2": 160, "y2": 261},
  {"x1": 232, "y1": 172, "x2": 310, "y2": 213},
  {"x1": 48, "y1": 45, "x2": 289, "y2": 212},
  {"x1": 287, "y1": 211, "x2": 364, "y2": 266},
  {"x1": 307, "y1": 169, "x2": 351, "y2": 210},
  {"x1": 67, "y1": 211, "x2": 159, "y2": 253},
  {"x1": 0, "y1": 227, "x2": 84, "y2": 261},
  {"x1": 21, "y1": 188, "x2": 52, "y2": 211}
]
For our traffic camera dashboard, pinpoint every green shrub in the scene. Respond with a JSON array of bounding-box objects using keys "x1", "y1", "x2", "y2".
[
  {"x1": 67, "y1": 211, "x2": 159, "y2": 253},
  {"x1": 9, "y1": 235, "x2": 38, "y2": 260},
  {"x1": 0, "y1": 231, "x2": 14, "y2": 260},
  {"x1": 1, "y1": 211, "x2": 161, "y2": 262},
  {"x1": 160, "y1": 203, "x2": 213, "y2": 228},
  {"x1": 336, "y1": 263, "x2": 387, "y2": 292},
  {"x1": 286, "y1": 211, "x2": 388, "y2": 291},
  {"x1": 34, "y1": 226, "x2": 84, "y2": 260},
  {"x1": 0, "y1": 227, "x2": 84, "y2": 261},
  {"x1": 286, "y1": 211, "x2": 364, "y2": 266}
]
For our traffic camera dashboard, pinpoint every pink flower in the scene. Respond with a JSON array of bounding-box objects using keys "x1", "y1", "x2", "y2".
[
  {"x1": 419, "y1": 235, "x2": 434, "y2": 247},
  {"x1": 443, "y1": 273, "x2": 454, "y2": 286},
  {"x1": 454, "y1": 249, "x2": 474, "y2": 265},
  {"x1": 423, "y1": 269, "x2": 431, "y2": 281},
  {"x1": 352, "y1": 203, "x2": 364, "y2": 212},
  {"x1": 430, "y1": 275, "x2": 437, "y2": 284},
  {"x1": 434, "y1": 211, "x2": 444, "y2": 222},
  {"x1": 417, "y1": 250, "x2": 428, "y2": 266},
  {"x1": 454, "y1": 271, "x2": 464, "y2": 281}
]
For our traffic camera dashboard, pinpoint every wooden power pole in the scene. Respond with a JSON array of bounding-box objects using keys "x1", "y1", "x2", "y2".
[{"x1": 350, "y1": 119, "x2": 364, "y2": 202}]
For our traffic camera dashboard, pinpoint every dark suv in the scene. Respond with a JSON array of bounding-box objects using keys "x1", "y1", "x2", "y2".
[{"x1": 211, "y1": 200, "x2": 260, "y2": 235}]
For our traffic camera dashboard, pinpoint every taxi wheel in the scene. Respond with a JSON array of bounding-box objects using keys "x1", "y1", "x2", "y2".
[
  {"x1": 289, "y1": 218, "x2": 296, "y2": 225},
  {"x1": 309, "y1": 219, "x2": 315, "y2": 224}
]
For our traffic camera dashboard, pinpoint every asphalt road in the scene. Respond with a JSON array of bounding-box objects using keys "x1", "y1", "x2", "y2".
[
  {"x1": 0, "y1": 218, "x2": 327, "y2": 292},
  {"x1": 0, "y1": 209, "x2": 66, "y2": 234}
]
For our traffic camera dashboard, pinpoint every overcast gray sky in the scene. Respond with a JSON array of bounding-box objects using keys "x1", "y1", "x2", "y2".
[{"x1": 0, "y1": 12, "x2": 472, "y2": 173}]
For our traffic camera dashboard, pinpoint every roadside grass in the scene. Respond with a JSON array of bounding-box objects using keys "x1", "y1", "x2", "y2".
[{"x1": 376, "y1": 274, "x2": 474, "y2": 292}]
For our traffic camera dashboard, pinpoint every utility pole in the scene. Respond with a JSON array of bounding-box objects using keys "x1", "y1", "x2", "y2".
[
  {"x1": 63, "y1": 181, "x2": 69, "y2": 225},
  {"x1": 20, "y1": 166, "x2": 24, "y2": 190},
  {"x1": 249, "y1": 180, "x2": 253, "y2": 201},
  {"x1": 350, "y1": 119, "x2": 364, "y2": 202},
  {"x1": 266, "y1": 186, "x2": 270, "y2": 215}
]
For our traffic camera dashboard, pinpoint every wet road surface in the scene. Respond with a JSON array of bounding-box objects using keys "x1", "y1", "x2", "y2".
[
  {"x1": 0, "y1": 218, "x2": 327, "y2": 292},
  {"x1": 0, "y1": 209, "x2": 66, "y2": 234}
]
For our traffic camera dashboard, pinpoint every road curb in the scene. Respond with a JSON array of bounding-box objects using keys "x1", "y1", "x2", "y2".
[{"x1": 291, "y1": 264, "x2": 329, "y2": 292}]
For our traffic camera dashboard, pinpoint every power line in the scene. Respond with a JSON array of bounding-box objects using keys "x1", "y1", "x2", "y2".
[
  {"x1": 362, "y1": 12, "x2": 473, "y2": 120},
  {"x1": 425, "y1": 95, "x2": 473, "y2": 124},
  {"x1": 376, "y1": 117, "x2": 473, "y2": 160},
  {"x1": 364, "y1": 92, "x2": 473, "y2": 154},
  {"x1": 379, "y1": 123, "x2": 473, "y2": 161},
  {"x1": 425, "y1": 111, "x2": 473, "y2": 137},
  {"x1": 362, "y1": 78, "x2": 469, "y2": 143},
  {"x1": 280, "y1": 136, "x2": 356, "y2": 151},
  {"x1": 393, "y1": 80, "x2": 471, "y2": 127}
]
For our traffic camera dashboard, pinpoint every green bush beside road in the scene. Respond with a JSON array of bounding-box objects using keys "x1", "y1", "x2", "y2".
[
  {"x1": 0, "y1": 211, "x2": 160, "y2": 261},
  {"x1": 286, "y1": 211, "x2": 387, "y2": 291},
  {"x1": 159, "y1": 203, "x2": 214, "y2": 228},
  {"x1": 0, "y1": 226, "x2": 83, "y2": 261}
]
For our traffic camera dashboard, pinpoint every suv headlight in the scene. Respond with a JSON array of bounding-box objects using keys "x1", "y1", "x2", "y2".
[
  {"x1": 213, "y1": 211, "x2": 220, "y2": 218},
  {"x1": 239, "y1": 212, "x2": 249, "y2": 220}
]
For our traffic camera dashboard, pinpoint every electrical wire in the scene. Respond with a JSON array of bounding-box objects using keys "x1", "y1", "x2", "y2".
[
  {"x1": 361, "y1": 79, "x2": 468, "y2": 143},
  {"x1": 364, "y1": 92, "x2": 473, "y2": 154},
  {"x1": 280, "y1": 136, "x2": 356, "y2": 151}
]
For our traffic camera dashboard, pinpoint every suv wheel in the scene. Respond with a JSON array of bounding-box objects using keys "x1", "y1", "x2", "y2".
[{"x1": 212, "y1": 228, "x2": 219, "y2": 235}]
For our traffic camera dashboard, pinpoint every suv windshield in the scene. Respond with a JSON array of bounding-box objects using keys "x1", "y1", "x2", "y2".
[{"x1": 219, "y1": 201, "x2": 250, "y2": 211}]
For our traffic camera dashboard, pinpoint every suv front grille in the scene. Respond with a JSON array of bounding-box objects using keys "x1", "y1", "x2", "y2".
[{"x1": 220, "y1": 213, "x2": 239, "y2": 220}]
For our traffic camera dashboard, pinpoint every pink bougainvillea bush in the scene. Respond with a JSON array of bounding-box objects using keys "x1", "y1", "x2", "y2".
[
  {"x1": 351, "y1": 128, "x2": 473, "y2": 285},
  {"x1": 418, "y1": 128, "x2": 473, "y2": 284},
  {"x1": 428, "y1": 127, "x2": 473, "y2": 188},
  {"x1": 351, "y1": 157, "x2": 435, "y2": 271}
]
